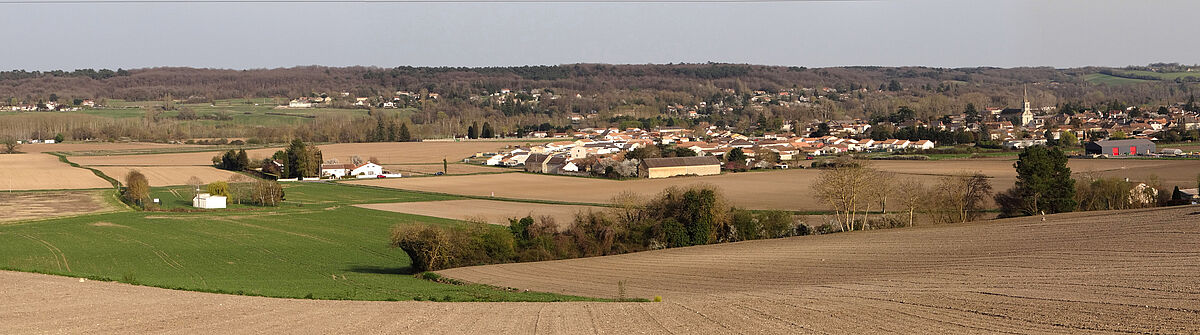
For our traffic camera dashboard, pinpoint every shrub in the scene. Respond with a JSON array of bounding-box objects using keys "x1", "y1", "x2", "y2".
[{"x1": 757, "y1": 210, "x2": 794, "y2": 239}]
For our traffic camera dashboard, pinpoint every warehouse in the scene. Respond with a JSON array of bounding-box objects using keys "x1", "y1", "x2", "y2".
[
  {"x1": 1084, "y1": 139, "x2": 1155, "y2": 157},
  {"x1": 639, "y1": 156, "x2": 722, "y2": 178}
]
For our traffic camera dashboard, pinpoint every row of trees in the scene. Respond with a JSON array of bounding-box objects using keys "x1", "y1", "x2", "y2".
[
  {"x1": 392, "y1": 185, "x2": 807, "y2": 272},
  {"x1": 121, "y1": 170, "x2": 284, "y2": 209},
  {"x1": 810, "y1": 159, "x2": 994, "y2": 231},
  {"x1": 214, "y1": 149, "x2": 250, "y2": 171}
]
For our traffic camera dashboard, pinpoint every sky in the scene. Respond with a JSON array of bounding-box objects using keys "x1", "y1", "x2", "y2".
[{"x1": 0, "y1": 0, "x2": 1197, "y2": 70}]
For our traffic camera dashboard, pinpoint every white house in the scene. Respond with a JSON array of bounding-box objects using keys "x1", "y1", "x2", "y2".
[
  {"x1": 910, "y1": 140, "x2": 935, "y2": 150},
  {"x1": 321, "y1": 162, "x2": 384, "y2": 178},
  {"x1": 192, "y1": 193, "x2": 227, "y2": 209}
]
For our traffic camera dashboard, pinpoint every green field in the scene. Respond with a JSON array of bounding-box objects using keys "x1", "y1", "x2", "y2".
[
  {"x1": 0, "y1": 183, "x2": 603, "y2": 302},
  {"x1": 1083, "y1": 73, "x2": 1153, "y2": 86}
]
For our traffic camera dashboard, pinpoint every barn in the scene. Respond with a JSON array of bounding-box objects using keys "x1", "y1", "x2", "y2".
[
  {"x1": 1084, "y1": 139, "x2": 1156, "y2": 157},
  {"x1": 639, "y1": 156, "x2": 722, "y2": 179}
]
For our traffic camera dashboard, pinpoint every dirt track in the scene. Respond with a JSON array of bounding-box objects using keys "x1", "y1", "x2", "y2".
[{"x1": 3, "y1": 205, "x2": 1198, "y2": 333}]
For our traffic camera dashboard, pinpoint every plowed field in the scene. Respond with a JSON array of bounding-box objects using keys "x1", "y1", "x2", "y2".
[{"x1": 3, "y1": 205, "x2": 1197, "y2": 333}]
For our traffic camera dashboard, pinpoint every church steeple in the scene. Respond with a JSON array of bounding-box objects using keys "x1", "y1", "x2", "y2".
[{"x1": 1020, "y1": 85, "x2": 1033, "y2": 127}]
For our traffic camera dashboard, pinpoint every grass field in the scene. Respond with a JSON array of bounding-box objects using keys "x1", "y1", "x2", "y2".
[
  {"x1": 1083, "y1": 73, "x2": 1153, "y2": 85},
  {"x1": 0, "y1": 183, "x2": 599, "y2": 302}
]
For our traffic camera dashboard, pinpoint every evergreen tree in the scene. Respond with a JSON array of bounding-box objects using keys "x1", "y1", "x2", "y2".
[
  {"x1": 998, "y1": 146, "x2": 1076, "y2": 217},
  {"x1": 236, "y1": 149, "x2": 250, "y2": 170},
  {"x1": 398, "y1": 123, "x2": 411, "y2": 142},
  {"x1": 374, "y1": 117, "x2": 387, "y2": 142},
  {"x1": 727, "y1": 148, "x2": 747, "y2": 162},
  {"x1": 285, "y1": 139, "x2": 307, "y2": 179},
  {"x1": 468, "y1": 122, "x2": 479, "y2": 139},
  {"x1": 481, "y1": 122, "x2": 494, "y2": 138}
]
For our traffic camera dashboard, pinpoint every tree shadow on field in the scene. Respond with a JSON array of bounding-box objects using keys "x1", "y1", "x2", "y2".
[{"x1": 345, "y1": 265, "x2": 416, "y2": 275}]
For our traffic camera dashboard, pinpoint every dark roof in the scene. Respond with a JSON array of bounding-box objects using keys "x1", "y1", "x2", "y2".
[
  {"x1": 642, "y1": 156, "x2": 721, "y2": 168},
  {"x1": 1090, "y1": 139, "x2": 1154, "y2": 147}
]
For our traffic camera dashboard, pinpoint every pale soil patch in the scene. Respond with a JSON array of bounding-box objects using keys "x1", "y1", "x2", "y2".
[
  {"x1": 350, "y1": 159, "x2": 1200, "y2": 211},
  {"x1": 89, "y1": 222, "x2": 127, "y2": 228},
  {"x1": 0, "y1": 191, "x2": 114, "y2": 222},
  {"x1": 92, "y1": 166, "x2": 244, "y2": 187},
  {"x1": 70, "y1": 142, "x2": 511, "y2": 166},
  {"x1": 356, "y1": 199, "x2": 602, "y2": 226},
  {"x1": 0, "y1": 154, "x2": 110, "y2": 191},
  {"x1": 2, "y1": 206, "x2": 1198, "y2": 333}
]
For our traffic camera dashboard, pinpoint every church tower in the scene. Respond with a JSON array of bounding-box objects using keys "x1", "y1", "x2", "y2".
[{"x1": 1020, "y1": 86, "x2": 1034, "y2": 127}]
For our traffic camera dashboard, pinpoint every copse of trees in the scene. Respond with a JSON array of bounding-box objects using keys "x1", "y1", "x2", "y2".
[
  {"x1": 214, "y1": 149, "x2": 250, "y2": 171},
  {"x1": 122, "y1": 170, "x2": 150, "y2": 207},
  {"x1": 273, "y1": 139, "x2": 322, "y2": 178},
  {"x1": 995, "y1": 146, "x2": 1076, "y2": 217},
  {"x1": 392, "y1": 185, "x2": 808, "y2": 272}
]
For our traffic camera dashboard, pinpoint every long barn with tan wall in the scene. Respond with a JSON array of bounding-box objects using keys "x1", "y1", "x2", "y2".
[{"x1": 639, "y1": 156, "x2": 722, "y2": 178}]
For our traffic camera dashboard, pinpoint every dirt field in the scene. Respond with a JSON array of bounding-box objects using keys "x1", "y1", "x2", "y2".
[
  {"x1": 384, "y1": 163, "x2": 514, "y2": 176},
  {"x1": 3, "y1": 205, "x2": 1197, "y2": 333},
  {"x1": 0, "y1": 191, "x2": 115, "y2": 222},
  {"x1": 17, "y1": 142, "x2": 199, "y2": 154},
  {"x1": 0, "y1": 154, "x2": 111, "y2": 191},
  {"x1": 355, "y1": 199, "x2": 601, "y2": 226},
  {"x1": 93, "y1": 166, "x2": 245, "y2": 187},
  {"x1": 349, "y1": 159, "x2": 1200, "y2": 211},
  {"x1": 69, "y1": 141, "x2": 512, "y2": 166}
]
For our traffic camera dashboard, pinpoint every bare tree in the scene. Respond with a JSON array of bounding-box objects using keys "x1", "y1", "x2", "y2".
[
  {"x1": 811, "y1": 163, "x2": 882, "y2": 231},
  {"x1": 896, "y1": 179, "x2": 928, "y2": 227},
  {"x1": 350, "y1": 155, "x2": 364, "y2": 166},
  {"x1": 186, "y1": 176, "x2": 204, "y2": 197},
  {"x1": 931, "y1": 172, "x2": 993, "y2": 223}
]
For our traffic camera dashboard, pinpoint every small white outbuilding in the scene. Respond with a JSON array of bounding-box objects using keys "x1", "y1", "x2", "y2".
[{"x1": 192, "y1": 193, "x2": 227, "y2": 209}]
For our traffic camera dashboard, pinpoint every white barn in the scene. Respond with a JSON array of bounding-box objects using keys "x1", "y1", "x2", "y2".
[{"x1": 192, "y1": 193, "x2": 227, "y2": 209}]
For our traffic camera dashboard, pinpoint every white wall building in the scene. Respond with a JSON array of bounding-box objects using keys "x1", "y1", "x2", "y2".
[{"x1": 192, "y1": 193, "x2": 227, "y2": 209}]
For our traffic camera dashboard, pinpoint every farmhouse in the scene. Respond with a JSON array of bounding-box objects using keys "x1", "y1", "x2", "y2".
[
  {"x1": 1085, "y1": 139, "x2": 1156, "y2": 157},
  {"x1": 320, "y1": 162, "x2": 384, "y2": 178},
  {"x1": 192, "y1": 193, "x2": 227, "y2": 209},
  {"x1": 639, "y1": 156, "x2": 722, "y2": 179}
]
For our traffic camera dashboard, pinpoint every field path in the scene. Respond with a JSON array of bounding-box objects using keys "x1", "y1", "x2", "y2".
[{"x1": 2, "y1": 205, "x2": 1199, "y2": 333}]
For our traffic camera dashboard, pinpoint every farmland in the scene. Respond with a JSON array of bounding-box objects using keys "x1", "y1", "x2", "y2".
[
  {"x1": 348, "y1": 158, "x2": 1200, "y2": 211},
  {"x1": 93, "y1": 166, "x2": 245, "y2": 187},
  {"x1": 67, "y1": 141, "x2": 511, "y2": 166},
  {"x1": 3, "y1": 205, "x2": 1198, "y2": 333},
  {"x1": 0, "y1": 190, "x2": 120, "y2": 222},
  {"x1": 356, "y1": 199, "x2": 600, "y2": 227},
  {"x1": 0, "y1": 183, "x2": 596, "y2": 302},
  {"x1": 0, "y1": 153, "x2": 111, "y2": 191}
]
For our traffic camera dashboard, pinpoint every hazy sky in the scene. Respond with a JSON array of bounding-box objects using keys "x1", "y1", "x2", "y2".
[{"x1": 1, "y1": 0, "x2": 1197, "y2": 70}]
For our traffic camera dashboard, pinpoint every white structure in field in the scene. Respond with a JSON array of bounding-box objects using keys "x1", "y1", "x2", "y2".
[
  {"x1": 320, "y1": 162, "x2": 384, "y2": 179},
  {"x1": 192, "y1": 193, "x2": 227, "y2": 209}
]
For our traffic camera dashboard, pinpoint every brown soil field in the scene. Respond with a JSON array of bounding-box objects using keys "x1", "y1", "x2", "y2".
[
  {"x1": 0, "y1": 191, "x2": 115, "y2": 222},
  {"x1": 3, "y1": 205, "x2": 1198, "y2": 333},
  {"x1": 355, "y1": 199, "x2": 602, "y2": 226},
  {"x1": 0, "y1": 154, "x2": 111, "y2": 191},
  {"x1": 349, "y1": 159, "x2": 1200, "y2": 211},
  {"x1": 93, "y1": 166, "x2": 245, "y2": 187},
  {"x1": 69, "y1": 141, "x2": 512, "y2": 166},
  {"x1": 17, "y1": 142, "x2": 199, "y2": 154}
]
